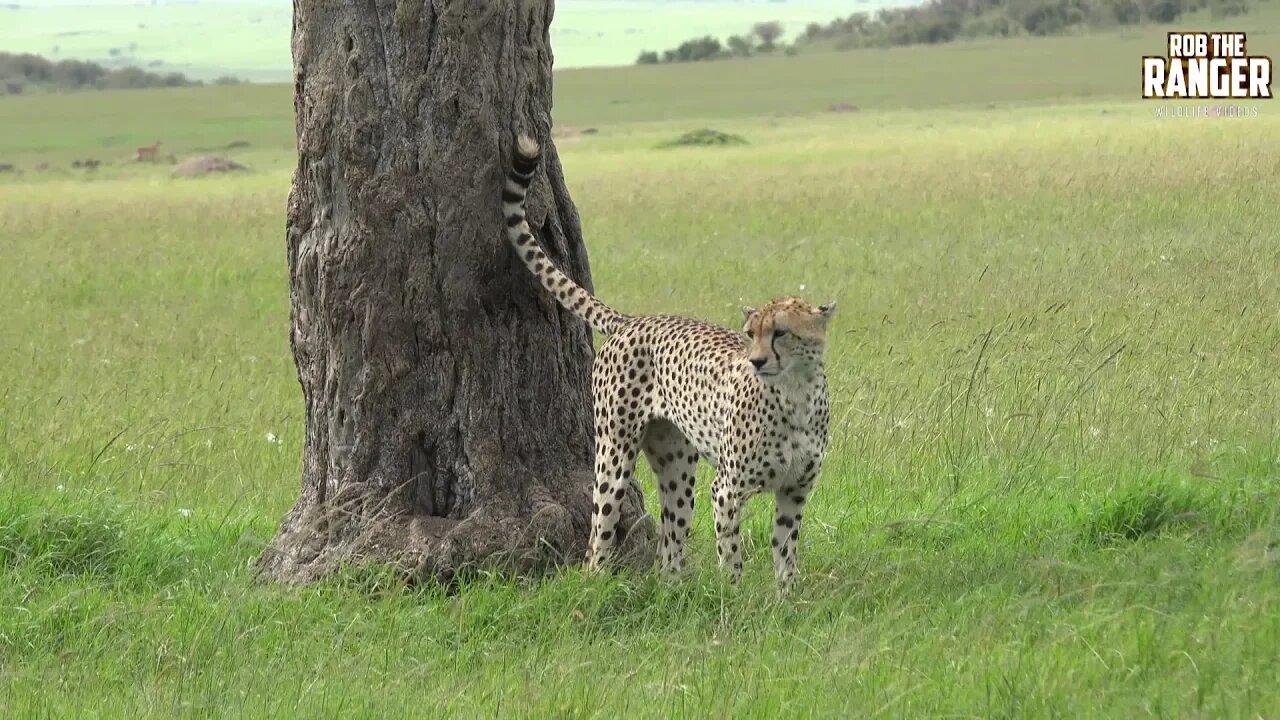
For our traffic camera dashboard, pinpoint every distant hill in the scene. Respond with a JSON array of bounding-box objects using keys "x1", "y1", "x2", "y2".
[
  {"x1": 0, "y1": 51, "x2": 234, "y2": 95},
  {"x1": 638, "y1": 0, "x2": 1260, "y2": 64},
  {"x1": 0, "y1": 0, "x2": 923, "y2": 82}
]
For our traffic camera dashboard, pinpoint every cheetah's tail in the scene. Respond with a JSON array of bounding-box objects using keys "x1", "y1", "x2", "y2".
[{"x1": 503, "y1": 134, "x2": 625, "y2": 336}]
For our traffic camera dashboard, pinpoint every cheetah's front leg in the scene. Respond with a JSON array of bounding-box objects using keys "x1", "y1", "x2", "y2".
[
  {"x1": 771, "y1": 486, "x2": 810, "y2": 592},
  {"x1": 711, "y1": 475, "x2": 745, "y2": 584},
  {"x1": 773, "y1": 463, "x2": 818, "y2": 592}
]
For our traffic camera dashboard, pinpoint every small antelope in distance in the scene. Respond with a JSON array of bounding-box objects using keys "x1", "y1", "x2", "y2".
[{"x1": 135, "y1": 141, "x2": 161, "y2": 163}]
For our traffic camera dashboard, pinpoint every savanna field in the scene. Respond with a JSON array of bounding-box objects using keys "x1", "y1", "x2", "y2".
[{"x1": 1, "y1": 8, "x2": 1279, "y2": 717}]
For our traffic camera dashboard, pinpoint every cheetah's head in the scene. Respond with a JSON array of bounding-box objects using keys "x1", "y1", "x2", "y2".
[{"x1": 741, "y1": 296, "x2": 835, "y2": 381}]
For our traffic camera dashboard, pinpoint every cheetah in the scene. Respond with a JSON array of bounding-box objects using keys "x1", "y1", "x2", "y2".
[{"x1": 503, "y1": 134, "x2": 834, "y2": 589}]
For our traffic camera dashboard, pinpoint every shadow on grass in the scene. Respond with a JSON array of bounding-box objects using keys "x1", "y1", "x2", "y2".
[
  {"x1": 0, "y1": 505, "x2": 127, "y2": 578},
  {"x1": 1078, "y1": 480, "x2": 1218, "y2": 545}
]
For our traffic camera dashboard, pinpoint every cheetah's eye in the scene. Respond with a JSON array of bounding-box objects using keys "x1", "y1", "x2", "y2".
[{"x1": 773, "y1": 329, "x2": 788, "y2": 339}]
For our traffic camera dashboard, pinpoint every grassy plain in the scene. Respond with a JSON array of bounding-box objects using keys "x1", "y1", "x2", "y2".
[
  {"x1": 2, "y1": 11, "x2": 1280, "y2": 719},
  {"x1": 4, "y1": 3, "x2": 1279, "y2": 165}
]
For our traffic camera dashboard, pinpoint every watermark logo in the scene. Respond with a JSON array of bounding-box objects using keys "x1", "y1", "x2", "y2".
[{"x1": 1143, "y1": 32, "x2": 1272, "y2": 99}]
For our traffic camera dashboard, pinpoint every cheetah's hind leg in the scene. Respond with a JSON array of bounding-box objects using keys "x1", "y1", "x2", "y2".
[
  {"x1": 642, "y1": 419, "x2": 699, "y2": 577},
  {"x1": 585, "y1": 410, "x2": 644, "y2": 574}
]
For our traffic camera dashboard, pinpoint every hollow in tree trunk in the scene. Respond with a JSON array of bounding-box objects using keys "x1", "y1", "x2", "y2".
[{"x1": 255, "y1": 0, "x2": 655, "y2": 585}]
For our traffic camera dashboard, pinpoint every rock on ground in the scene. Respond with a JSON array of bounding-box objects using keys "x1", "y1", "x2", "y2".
[{"x1": 171, "y1": 156, "x2": 248, "y2": 178}]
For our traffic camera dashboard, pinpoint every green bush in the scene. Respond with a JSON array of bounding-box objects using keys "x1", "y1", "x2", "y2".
[
  {"x1": 1147, "y1": 0, "x2": 1187, "y2": 22},
  {"x1": 1211, "y1": 0, "x2": 1250, "y2": 17}
]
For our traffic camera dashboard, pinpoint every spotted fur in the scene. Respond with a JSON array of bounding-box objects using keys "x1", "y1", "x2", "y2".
[{"x1": 503, "y1": 134, "x2": 834, "y2": 589}]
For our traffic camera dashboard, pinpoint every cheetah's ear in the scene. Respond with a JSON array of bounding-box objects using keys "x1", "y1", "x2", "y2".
[
  {"x1": 817, "y1": 302, "x2": 836, "y2": 325},
  {"x1": 741, "y1": 305, "x2": 757, "y2": 321}
]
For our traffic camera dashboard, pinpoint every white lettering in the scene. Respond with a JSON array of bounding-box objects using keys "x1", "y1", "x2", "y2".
[
  {"x1": 1249, "y1": 58, "x2": 1273, "y2": 98},
  {"x1": 1144, "y1": 58, "x2": 1166, "y2": 98}
]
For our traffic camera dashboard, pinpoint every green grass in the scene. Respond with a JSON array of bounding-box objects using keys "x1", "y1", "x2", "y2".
[{"x1": 3, "y1": 21, "x2": 1280, "y2": 719}]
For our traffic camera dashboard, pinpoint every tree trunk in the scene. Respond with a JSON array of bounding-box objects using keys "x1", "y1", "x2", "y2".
[{"x1": 256, "y1": 0, "x2": 655, "y2": 585}]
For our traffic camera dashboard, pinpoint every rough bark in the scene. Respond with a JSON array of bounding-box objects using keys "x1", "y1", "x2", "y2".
[{"x1": 256, "y1": 0, "x2": 655, "y2": 585}]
